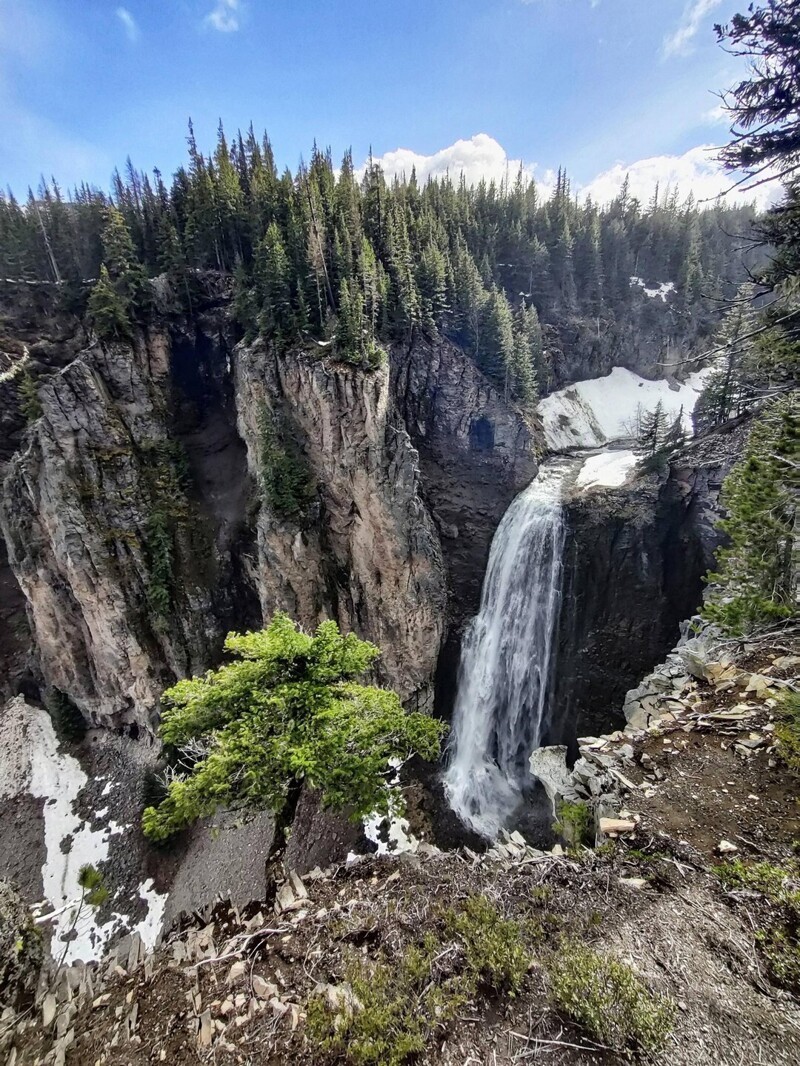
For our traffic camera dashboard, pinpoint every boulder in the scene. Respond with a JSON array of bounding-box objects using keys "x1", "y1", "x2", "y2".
[{"x1": 529, "y1": 746, "x2": 576, "y2": 815}]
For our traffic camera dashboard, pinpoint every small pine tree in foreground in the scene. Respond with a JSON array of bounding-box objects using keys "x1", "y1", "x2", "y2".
[{"x1": 142, "y1": 613, "x2": 446, "y2": 841}]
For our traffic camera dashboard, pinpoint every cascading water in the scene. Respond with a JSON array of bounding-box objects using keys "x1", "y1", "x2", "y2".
[{"x1": 443, "y1": 461, "x2": 569, "y2": 838}]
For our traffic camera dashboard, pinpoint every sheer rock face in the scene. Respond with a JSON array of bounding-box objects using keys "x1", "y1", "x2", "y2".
[
  {"x1": 235, "y1": 341, "x2": 447, "y2": 709},
  {"x1": 391, "y1": 335, "x2": 538, "y2": 625},
  {"x1": 0, "y1": 333, "x2": 219, "y2": 729},
  {"x1": 0, "y1": 316, "x2": 535, "y2": 729},
  {"x1": 548, "y1": 424, "x2": 747, "y2": 747},
  {"x1": 391, "y1": 335, "x2": 538, "y2": 720}
]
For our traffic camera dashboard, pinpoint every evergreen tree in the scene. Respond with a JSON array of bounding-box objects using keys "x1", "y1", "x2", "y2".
[
  {"x1": 87, "y1": 264, "x2": 132, "y2": 341},
  {"x1": 254, "y1": 221, "x2": 292, "y2": 336},
  {"x1": 704, "y1": 397, "x2": 798, "y2": 633},
  {"x1": 99, "y1": 205, "x2": 148, "y2": 314},
  {"x1": 633, "y1": 401, "x2": 669, "y2": 459},
  {"x1": 142, "y1": 613, "x2": 446, "y2": 841}
]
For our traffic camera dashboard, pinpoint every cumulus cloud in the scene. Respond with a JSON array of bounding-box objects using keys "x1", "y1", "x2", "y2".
[
  {"x1": 581, "y1": 144, "x2": 776, "y2": 209},
  {"x1": 362, "y1": 134, "x2": 555, "y2": 193},
  {"x1": 204, "y1": 0, "x2": 241, "y2": 33},
  {"x1": 663, "y1": 0, "x2": 723, "y2": 58},
  {"x1": 363, "y1": 135, "x2": 777, "y2": 210},
  {"x1": 115, "y1": 7, "x2": 139, "y2": 44}
]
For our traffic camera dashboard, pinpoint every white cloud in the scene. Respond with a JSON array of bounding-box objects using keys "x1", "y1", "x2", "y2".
[
  {"x1": 581, "y1": 144, "x2": 776, "y2": 209},
  {"x1": 703, "y1": 102, "x2": 728, "y2": 125},
  {"x1": 115, "y1": 7, "x2": 139, "y2": 44},
  {"x1": 362, "y1": 135, "x2": 777, "y2": 211},
  {"x1": 362, "y1": 134, "x2": 555, "y2": 194},
  {"x1": 663, "y1": 0, "x2": 723, "y2": 58},
  {"x1": 204, "y1": 0, "x2": 241, "y2": 33}
]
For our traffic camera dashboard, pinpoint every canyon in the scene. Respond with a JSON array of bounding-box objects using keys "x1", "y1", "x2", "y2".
[{"x1": 0, "y1": 275, "x2": 743, "y2": 962}]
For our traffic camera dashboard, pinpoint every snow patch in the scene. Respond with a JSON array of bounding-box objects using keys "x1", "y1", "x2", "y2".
[
  {"x1": 576, "y1": 450, "x2": 638, "y2": 489},
  {"x1": 353, "y1": 760, "x2": 419, "y2": 859},
  {"x1": 109, "y1": 880, "x2": 168, "y2": 953},
  {"x1": 363, "y1": 803, "x2": 418, "y2": 857},
  {"x1": 26, "y1": 710, "x2": 113, "y2": 964},
  {"x1": 14, "y1": 702, "x2": 167, "y2": 963},
  {"x1": 630, "y1": 277, "x2": 675, "y2": 302},
  {"x1": 537, "y1": 366, "x2": 710, "y2": 451}
]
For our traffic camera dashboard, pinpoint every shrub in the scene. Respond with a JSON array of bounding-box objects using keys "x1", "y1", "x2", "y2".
[
  {"x1": 306, "y1": 895, "x2": 529, "y2": 1065},
  {"x1": 549, "y1": 943, "x2": 674, "y2": 1054},
  {"x1": 715, "y1": 856, "x2": 800, "y2": 992},
  {"x1": 775, "y1": 690, "x2": 800, "y2": 775},
  {"x1": 18, "y1": 369, "x2": 42, "y2": 422},
  {"x1": 443, "y1": 894, "x2": 530, "y2": 995},
  {"x1": 142, "y1": 613, "x2": 446, "y2": 841},
  {"x1": 306, "y1": 938, "x2": 465, "y2": 1066},
  {"x1": 0, "y1": 880, "x2": 43, "y2": 1011}
]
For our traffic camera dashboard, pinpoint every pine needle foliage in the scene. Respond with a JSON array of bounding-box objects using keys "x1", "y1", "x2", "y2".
[
  {"x1": 703, "y1": 395, "x2": 798, "y2": 634},
  {"x1": 142, "y1": 613, "x2": 446, "y2": 841}
]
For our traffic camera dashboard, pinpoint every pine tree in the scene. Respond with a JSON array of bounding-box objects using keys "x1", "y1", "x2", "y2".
[
  {"x1": 663, "y1": 407, "x2": 687, "y2": 454},
  {"x1": 254, "y1": 222, "x2": 292, "y2": 337},
  {"x1": 634, "y1": 401, "x2": 669, "y2": 459},
  {"x1": 88, "y1": 264, "x2": 132, "y2": 341},
  {"x1": 482, "y1": 286, "x2": 517, "y2": 396},
  {"x1": 704, "y1": 396, "x2": 798, "y2": 634},
  {"x1": 100, "y1": 206, "x2": 148, "y2": 313}
]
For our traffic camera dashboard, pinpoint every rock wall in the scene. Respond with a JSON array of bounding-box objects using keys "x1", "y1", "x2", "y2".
[
  {"x1": 546, "y1": 423, "x2": 748, "y2": 747},
  {"x1": 390, "y1": 335, "x2": 538, "y2": 716},
  {"x1": 0, "y1": 333, "x2": 220, "y2": 729},
  {"x1": 0, "y1": 310, "x2": 537, "y2": 731},
  {"x1": 234, "y1": 340, "x2": 447, "y2": 708}
]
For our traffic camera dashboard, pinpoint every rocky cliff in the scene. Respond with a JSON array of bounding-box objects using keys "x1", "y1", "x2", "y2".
[
  {"x1": 546, "y1": 421, "x2": 750, "y2": 747},
  {"x1": 0, "y1": 289, "x2": 539, "y2": 936},
  {"x1": 0, "y1": 286, "x2": 536, "y2": 731}
]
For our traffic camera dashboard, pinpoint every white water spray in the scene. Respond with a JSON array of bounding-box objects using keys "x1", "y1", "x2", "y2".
[{"x1": 444, "y1": 462, "x2": 568, "y2": 838}]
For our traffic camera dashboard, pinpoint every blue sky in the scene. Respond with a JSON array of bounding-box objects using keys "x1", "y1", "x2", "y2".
[{"x1": 0, "y1": 0, "x2": 759, "y2": 204}]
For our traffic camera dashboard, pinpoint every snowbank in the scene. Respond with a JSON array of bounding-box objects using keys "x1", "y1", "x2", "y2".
[
  {"x1": 576, "y1": 450, "x2": 638, "y2": 489},
  {"x1": 537, "y1": 366, "x2": 709, "y2": 451}
]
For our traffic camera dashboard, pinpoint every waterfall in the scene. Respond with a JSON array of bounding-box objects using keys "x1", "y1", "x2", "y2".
[{"x1": 443, "y1": 461, "x2": 568, "y2": 839}]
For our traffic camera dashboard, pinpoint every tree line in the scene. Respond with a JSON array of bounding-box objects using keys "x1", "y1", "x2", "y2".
[{"x1": 0, "y1": 124, "x2": 758, "y2": 403}]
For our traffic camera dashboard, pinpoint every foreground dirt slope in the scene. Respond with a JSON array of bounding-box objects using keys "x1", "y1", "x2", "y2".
[{"x1": 5, "y1": 630, "x2": 800, "y2": 1066}]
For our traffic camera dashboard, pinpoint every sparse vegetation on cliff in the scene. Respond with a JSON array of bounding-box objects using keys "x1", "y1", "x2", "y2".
[
  {"x1": 549, "y1": 943, "x2": 674, "y2": 1055},
  {"x1": 257, "y1": 406, "x2": 316, "y2": 522},
  {"x1": 142, "y1": 613, "x2": 446, "y2": 841}
]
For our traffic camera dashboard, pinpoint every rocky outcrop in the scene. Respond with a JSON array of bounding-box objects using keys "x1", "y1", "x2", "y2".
[{"x1": 235, "y1": 341, "x2": 447, "y2": 708}]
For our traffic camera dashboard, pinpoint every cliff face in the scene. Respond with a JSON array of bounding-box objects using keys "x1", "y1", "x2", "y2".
[
  {"x1": 235, "y1": 341, "x2": 447, "y2": 709},
  {"x1": 392, "y1": 335, "x2": 538, "y2": 626},
  {"x1": 546, "y1": 424, "x2": 748, "y2": 746},
  {"x1": 0, "y1": 333, "x2": 222, "y2": 729},
  {"x1": 0, "y1": 301, "x2": 535, "y2": 728}
]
